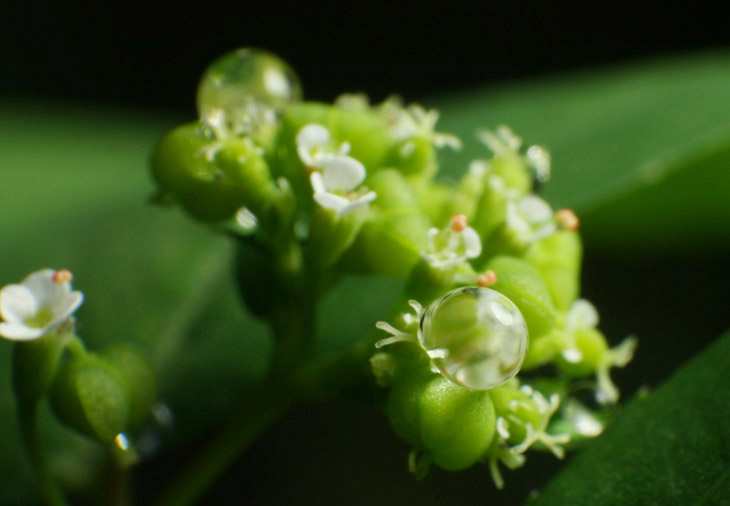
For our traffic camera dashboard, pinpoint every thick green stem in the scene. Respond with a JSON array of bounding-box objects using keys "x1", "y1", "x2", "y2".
[{"x1": 18, "y1": 402, "x2": 70, "y2": 506}]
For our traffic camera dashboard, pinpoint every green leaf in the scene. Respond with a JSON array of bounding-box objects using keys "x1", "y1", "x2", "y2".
[
  {"x1": 528, "y1": 330, "x2": 730, "y2": 506},
  {"x1": 432, "y1": 51, "x2": 730, "y2": 253}
]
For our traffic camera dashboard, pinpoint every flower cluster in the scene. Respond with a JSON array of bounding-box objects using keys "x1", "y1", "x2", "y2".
[{"x1": 148, "y1": 48, "x2": 636, "y2": 489}]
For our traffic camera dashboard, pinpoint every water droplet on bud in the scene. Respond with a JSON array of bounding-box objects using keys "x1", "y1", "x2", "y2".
[
  {"x1": 197, "y1": 48, "x2": 302, "y2": 136},
  {"x1": 419, "y1": 287, "x2": 528, "y2": 390}
]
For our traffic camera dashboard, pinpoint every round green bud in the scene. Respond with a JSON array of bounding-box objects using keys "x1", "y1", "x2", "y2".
[
  {"x1": 556, "y1": 327, "x2": 609, "y2": 377},
  {"x1": 486, "y1": 255, "x2": 558, "y2": 338},
  {"x1": 419, "y1": 375, "x2": 496, "y2": 471},
  {"x1": 386, "y1": 137, "x2": 436, "y2": 178},
  {"x1": 333, "y1": 108, "x2": 390, "y2": 172},
  {"x1": 525, "y1": 230, "x2": 582, "y2": 311},
  {"x1": 490, "y1": 152, "x2": 531, "y2": 195},
  {"x1": 150, "y1": 123, "x2": 246, "y2": 221},
  {"x1": 49, "y1": 353, "x2": 129, "y2": 444},
  {"x1": 386, "y1": 367, "x2": 434, "y2": 447},
  {"x1": 100, "y1": 344, "x2": 156, "y2": 427},
  {"x1": 343, "y1": 170, "x2": 429, "y2": 278}
]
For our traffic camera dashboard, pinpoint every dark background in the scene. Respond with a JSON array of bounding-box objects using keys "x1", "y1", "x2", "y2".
[
  {"x1": 4, "y1": 3, "x2": 730, "y2": 505},
  {"x1": 4, "y1": 4, "x2": 729, "y2": 112}
]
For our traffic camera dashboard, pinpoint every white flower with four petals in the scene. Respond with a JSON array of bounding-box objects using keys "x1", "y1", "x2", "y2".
[
  {"x1": 296, "y1": 124, "x2": 376, "y2": 216},
  {"x1": 0, "y1": 269, "x2": 83, "y2": 341}
]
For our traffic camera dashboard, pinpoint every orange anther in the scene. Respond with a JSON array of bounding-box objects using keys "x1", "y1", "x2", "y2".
[
  {"x1": 52, "y1": 269, "x2": 73, "y2": 283},
  {"x1": 555, "y1": 209, "x2": 580, "y2": 231},
  {"x1": 450, "y1": 214, "x2": 468, "y2": 233},
  {"x1": 477, "y1": 270, "x2": 498, "y2": 287}
]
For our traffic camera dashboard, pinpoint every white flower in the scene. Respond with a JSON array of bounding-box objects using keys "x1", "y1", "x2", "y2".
[
  {"x1": 505, "y1": 194, "x2": 557, "y2": 244},
  {"x1": 420, "y1": 214, "x2": 482, "y2": 269},
  {"x1": 297, "y1": 123, "x2": 376, "y2": 216},
  {"x1": 381, "y1": 98, "x2": 462, "y2": 150},
  {"x1": 478, "y1": 125, "x2": 552, "y2": 182},
  {"x1": 0, "y1": 269, "x2": 83, "y2": 341}
]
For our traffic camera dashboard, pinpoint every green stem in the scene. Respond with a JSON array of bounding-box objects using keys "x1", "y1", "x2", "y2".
[
  {"x1": 18, "y1": 402, "x2": 70, "y2": 506},
  {"x1": 151, "y1": 380, "x2": 295, "y2": 506}
]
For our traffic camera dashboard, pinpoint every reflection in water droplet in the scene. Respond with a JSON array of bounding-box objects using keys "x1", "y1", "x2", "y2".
[
  {"x1": 197, "y1": 48, "x2": 302, "y2": 137},
  {"x1": 114, "y1": 433, "x2": 130, "y2": 451},
  {"x1": 419, "y1": 287, "x2": 528, "y2": 390}
]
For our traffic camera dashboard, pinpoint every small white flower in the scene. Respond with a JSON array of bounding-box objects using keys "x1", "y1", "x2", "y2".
[
  {"x1": 478, "y1": 125, "x2": 552, "y2": 182},
  {"x1": 0, "y1": 269, "x2": 83, "y2": 341},
  {"x1": 420, "y1": 214, "x2": 482, "y2": 269},
  {"x1": 297, "y1": 123, "x2": 376, "y2": 216},
  {"x1": 506, "y1": 194, "x2": 557, "y2": 244},
  {"x1": 381, "y1": 98, "x2": 462, "y2": 150}
]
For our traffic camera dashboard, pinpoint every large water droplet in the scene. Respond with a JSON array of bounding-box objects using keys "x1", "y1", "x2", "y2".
[
  {"x1": 197, "y1": 48, "x2": 302, "y2": 137},
  {"x1": 419, "y1": 287, "x2": 528, "y2": 390}
]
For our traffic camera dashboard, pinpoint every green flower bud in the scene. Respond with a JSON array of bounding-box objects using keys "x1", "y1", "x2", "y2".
[
  {"x1": 386, "y1": 137, "x2": 436, "y2": 178},
  {"x1": 100, "y1": 344, "x2": 156, "y2": 427},
  {"x1": 524, "y1": 230, "x2": 582, "y2": 311},
  {"x1": 522, "y1": 329, "x2": 569, "y2": 370},
  {"x1": 417, "y1": 182, "x2": 453, "y2": 226},
  {"x1": 386, "y1": 367, "x2": 434, "y2": 447},
  {"x1": 489, "y1": 383, "x2": 542, "y2": 445},
  {"x1": 419, "y1": 375, "x2": 496, "y2": 471},
  {"x1": 343, "y1": 170, "x2": 430, "y2": 278},
  {"x1": 333, "y1": 108, "x2": 390, "y2": 172},
  {"x1": 49, "y1": 353, "x2": 129, "y2": 444},
  {"x1": 486, "y1": 255, "x2": 557, "y2": 338},
  {"x1": 489, "y1": 152, "x2": 531, "y2": 194},
  {"x1": 151, "y1": 123, "x2": 274, "y2": 222},
  {"x1": 556, "y1": 327, "x2": 609, "y2": 377},
  {"x1": 306, "y1": 203, "x2": 368, "y2": 268}
]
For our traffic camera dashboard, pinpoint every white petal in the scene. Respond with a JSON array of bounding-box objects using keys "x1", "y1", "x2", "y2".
[
  {"x1": 23, "y1": 269, "x2": 68, "y2": 308},
  {"x1": 567, "y1": 299, "x2": 599, "y2": 330},
  {"x1": 318, "y1": 155, "x2": 366, "y2": 191},
  {"x1": 52, "y1": 291, "x2": 84, "y2": 324},
  {"x1": 314, "y1": 191, "x2": 351, "y2": 214},
  {"x1": 337, "y1": 191, "x2": 376, "y2": 216},
  {"x1": 297, "y1": 145, "x2": 315, "y2": 166},
  {"x1": 518, "y1": 195, "x2": 553, "y2": 224},
  {"x1": 426, "y1": 228, "x2": 440, "y2": 252},
  {"x1": 0, "y1": 322, "x2": 43, "y2": 340},
  {"x1": 0, "y1": 285, "x2": 38, "y2": 323},
  {"x1": 296, "y1": 123, "x2": 330, "y2": 149},
  {"x1": 462, "y1": 226, "x2": 482, "y2": 258},
  {"x1": 310, "y1": 171, "x2": 326, "y2": 194}
]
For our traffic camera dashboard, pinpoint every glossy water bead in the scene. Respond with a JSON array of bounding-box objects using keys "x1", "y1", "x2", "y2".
[
  {"x1": 419, "y1": 287, "x2": 528, "y2": 390},
  {"x1": 197, "y1": 48, "x2": 302, "y2": 134}
]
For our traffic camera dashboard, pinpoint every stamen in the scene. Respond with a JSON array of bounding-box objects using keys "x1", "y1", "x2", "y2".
[
  {"x1": 555, "y1": 209, "x2": 580, "y2": 231},
  {"x1": 450, "y1": 214, "x2": 468, "y2": 232},
  {"x1": 477, "y1": 270, "x2": 498, "y2": 287},
  {"x1": 52, "y1": 269, "x2": 73, "y2": 283}
]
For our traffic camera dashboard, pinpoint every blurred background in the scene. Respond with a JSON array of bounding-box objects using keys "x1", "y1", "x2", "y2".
[
  {"x1": 4, "y1": 4, "x2": 729, "y2": 110},
  {"x1": 3, "y1": 3, "x2": 730, "y2": 505}
]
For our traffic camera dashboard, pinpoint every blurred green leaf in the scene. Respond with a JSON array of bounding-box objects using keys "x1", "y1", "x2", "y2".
[
  {"x1": 528, "y1": 329, "x2": 730, "y2": 506},
  {"x1": 432, "y1": 50, "x2": 730, "y2": 253}
]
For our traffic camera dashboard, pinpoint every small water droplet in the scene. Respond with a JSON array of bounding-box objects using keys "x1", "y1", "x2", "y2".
[
  {"x1": 419, "y1": 287, "x2": 528, "y2": 390},
  {"x1": 197, "y1": 48, "x2": 302, "y2": 136}
]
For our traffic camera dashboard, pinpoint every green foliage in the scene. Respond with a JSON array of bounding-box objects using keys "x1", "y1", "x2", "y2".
[{"x1": 529, "y1": 330, "x2": 730, "y2": 506}]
